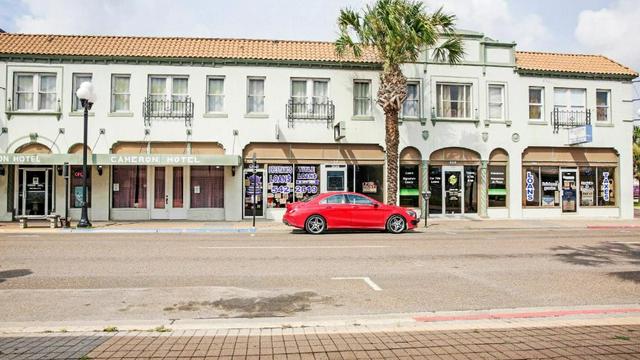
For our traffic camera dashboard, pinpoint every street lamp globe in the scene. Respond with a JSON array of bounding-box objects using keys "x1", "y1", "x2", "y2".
[{"x1": 76, "y1": 81, "x2": 97, "y2": 104}]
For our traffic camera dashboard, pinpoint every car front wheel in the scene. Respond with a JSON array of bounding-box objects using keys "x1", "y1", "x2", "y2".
[
  {"x1": 305, "y1": 215, "x2": 326, "y2": 234},
  {"x1": 386, "y1": 215, "x2": 406, "y2": 234}
]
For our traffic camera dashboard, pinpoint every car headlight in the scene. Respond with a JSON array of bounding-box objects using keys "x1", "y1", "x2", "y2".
[{"x1": 407, "y1": 210, "x2": 417, "y2": 218}]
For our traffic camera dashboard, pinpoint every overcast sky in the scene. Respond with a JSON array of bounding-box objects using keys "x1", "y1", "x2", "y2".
[{"x1": 0, "y1": 0, "x2": 638, "y2": 109}]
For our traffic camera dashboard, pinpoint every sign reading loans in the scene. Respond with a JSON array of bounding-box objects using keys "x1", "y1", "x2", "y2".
[{"x1": 526, "y1": 171, "x2": 535, "y2": 202}]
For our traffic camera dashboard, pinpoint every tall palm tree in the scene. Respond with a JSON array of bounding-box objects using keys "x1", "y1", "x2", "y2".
[{"x1": 335, "y1": 0, "x2": 464, "y2": 205}]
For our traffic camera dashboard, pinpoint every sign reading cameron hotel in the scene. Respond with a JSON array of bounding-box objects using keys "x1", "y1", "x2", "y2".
[{"x1": 0, "y1": 153, "x2": 240, "y2": 166}]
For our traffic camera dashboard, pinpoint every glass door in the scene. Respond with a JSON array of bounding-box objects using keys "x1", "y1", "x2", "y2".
[
  {"x1": 561, "y1": 169, "x2": 577, "y2": 213},
  {"x1": 244, "y1": 168, "x2": 265, "y2": 218},
  {"x1": 151, "y1": 166, "x2": 187, "y2": 219},
  {"x1": 321, "y1": 164, "x2": 347, "y2": 192},
  {"x1": 443, "y1": 167, "x2": 463, "y2": 214},
  {"x1": 20, "y1": 168, "x2": 51, "y2": 216}
]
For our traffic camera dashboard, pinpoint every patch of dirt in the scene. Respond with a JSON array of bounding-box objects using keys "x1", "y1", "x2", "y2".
[{"x1": 163, "y1": 291, "x2": 332, "y2": 317}]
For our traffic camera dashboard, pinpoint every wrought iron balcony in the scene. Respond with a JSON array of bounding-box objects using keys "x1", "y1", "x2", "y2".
[
  {"x1": 552, "y1": 108, "x2": 591, "y2": 133},
  {"x1": 286, "y1": 98, "x2": 335, "y2": 128},
  {"x1": 143, "y1": 96, "x2": 194, "y2": 127}
]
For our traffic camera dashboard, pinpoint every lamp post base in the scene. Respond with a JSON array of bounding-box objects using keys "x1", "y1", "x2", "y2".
[{"x1": 77, "y1": 206, "x2": 92, "y2": 228}]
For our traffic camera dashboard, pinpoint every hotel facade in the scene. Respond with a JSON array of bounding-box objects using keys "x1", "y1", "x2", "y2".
[{"x1": 0, "y1": 30, "x2": 637, "y2": 222}]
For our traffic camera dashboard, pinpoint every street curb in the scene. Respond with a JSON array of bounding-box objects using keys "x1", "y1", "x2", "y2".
[
  {"x1": 586, "y1": 225, "x2": 640, "y2": 229},
  {"x1": 2, "y1": 304, "x2": 640, "y2": 335},
  {"x1": 61, "y1": 227, "x2": 258, "y2": 234}
]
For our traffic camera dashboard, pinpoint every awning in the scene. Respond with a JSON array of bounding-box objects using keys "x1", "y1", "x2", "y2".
[
  {"x1": 243, "y1": 143, "x2": 385, "y2": 165},
  {"x1": 0, "y1": 153, "x2": 241, "y2": 166},
  {"x1": 522, "y1": 147, "x2": 618, "y2": 165}
]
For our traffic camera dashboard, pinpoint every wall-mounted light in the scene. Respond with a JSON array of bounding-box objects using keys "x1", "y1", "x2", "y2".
[
  {"x1": 231, "y1": 166, "x2": 236, "y2": 177},
  {"x1": 97, "y1": 165, "x2": 103, "y2": 176},
  {"x1": 56, "y1": 165, "x2": 63, "y2": 176},
  {"x1": 0, "y1": 165, "x2": 5, "y2": 177}
]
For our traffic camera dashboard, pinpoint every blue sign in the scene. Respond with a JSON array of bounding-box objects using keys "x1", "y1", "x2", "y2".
[
  {"x1": 602, "y1": 171, "x2": 610, "y2": 202},
  {"x1": 567, "y1": 125, "x2": 593, "y2": 145},
  {"x1": 526, "y1": 171, "x2": 535, "y2": 202}
]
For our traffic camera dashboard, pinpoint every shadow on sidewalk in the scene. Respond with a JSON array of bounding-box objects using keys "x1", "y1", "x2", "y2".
[
  {"x1": 0, "y1": 269, "x2": 32, "y2": 284},
  {"x1": 551, "y1": 242, "x2": 640, "y2": 267}
]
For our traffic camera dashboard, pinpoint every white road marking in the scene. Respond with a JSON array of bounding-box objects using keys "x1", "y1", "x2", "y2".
[
  {"x1": 331, "y1": 276, "x2": 383, "y2": 291},
  {"x1": 198, "y1": 245, "x2": 391, "y2": 249},
  {"x1": 611, "y1": 241, "x2": 640, "y2": 244}
]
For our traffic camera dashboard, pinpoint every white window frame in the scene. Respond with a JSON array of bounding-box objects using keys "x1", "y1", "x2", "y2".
[
  {"x1": 554, "y1": 87, "x2": 586, "y2": 111},
  {"x1": 353, "y1": 79, "x2": 372, "y2": 117},
  {"x1": 246, "y1": 77, "x2": 266, "y2": 114},
  {"x1": 12, "y1": 72, "x2": 58, "y2": 112},
  {"x1": 436, "y1": 82, "x2": 472, "y2": 119},
  {"x1": 290, "y1": 78, "x2": 330, "y2": 114},
  {"x1": 528, "y1": 86, "x2": 545, "y2": 121},
  {"x1": 206, "y1": 76, "x2": 225, "y2": 113},
  {"x1": 110, "y1": 74, "x2": 131, "y2": 113},
  {"x1": 402, "y1": 81, "x2": 421, "y2": 119},
  {"x1": 147, "y1": 75, "x2": 189, "y2": 100},
  {"x1": 595, "y1": 89, "x2": 611, "y2": 122},
  {"x1": 487, "y1": 83, "x2": 505, "y2": 120},
  {"x1": 72, "y1": 73, "x2": 93, "y2": 112}
]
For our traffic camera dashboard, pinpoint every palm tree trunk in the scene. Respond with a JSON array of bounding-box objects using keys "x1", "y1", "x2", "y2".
[{"x1": 377, "y1": 64, "x2": 407, "y2": 205}]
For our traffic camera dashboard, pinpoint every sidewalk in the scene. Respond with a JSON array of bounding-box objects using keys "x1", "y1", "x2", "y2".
[
  {"x1": 1, "y1": 322, "x2": 638, "y2": 359},
  {"x1": 1, "y1": 216, "x2": 639, "y2": 234}
]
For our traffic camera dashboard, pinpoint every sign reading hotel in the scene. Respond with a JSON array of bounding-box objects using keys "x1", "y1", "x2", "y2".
[{"x1": 1, "y1": 153, "x2": 240, "y2": 166}]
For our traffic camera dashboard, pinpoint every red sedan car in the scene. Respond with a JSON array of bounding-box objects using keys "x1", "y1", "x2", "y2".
[{"x1": 283, "y1": 192, "x2": 419, "y2": 234}]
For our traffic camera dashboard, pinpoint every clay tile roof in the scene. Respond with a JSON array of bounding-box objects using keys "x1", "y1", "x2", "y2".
[
  {"x1": 0, "y1": 33, "x2": 380, "y2": 64},
  {"x1": 515, "y1": 51, "x2": 638, "y2": 78}
]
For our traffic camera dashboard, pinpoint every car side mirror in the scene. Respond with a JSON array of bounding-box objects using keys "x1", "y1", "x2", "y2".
[{"x1": 373, "y1": 203, "x2": 380, "y2": 208}]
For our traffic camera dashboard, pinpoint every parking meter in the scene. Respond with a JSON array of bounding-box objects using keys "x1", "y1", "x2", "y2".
[{"x1": 421, "y1": 190, "x2": 431, "y2": 228}]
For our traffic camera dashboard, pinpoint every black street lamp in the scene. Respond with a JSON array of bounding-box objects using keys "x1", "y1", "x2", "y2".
[{"x1": 75, "y1": 82, "x2": 96, "y2": 228}]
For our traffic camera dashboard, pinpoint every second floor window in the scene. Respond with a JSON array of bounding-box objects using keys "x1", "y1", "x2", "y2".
[
  {"x1": 14, "y1": 73, "x2": 57, "y2": 111},
  {"x1": 596, "y1": 90, "x2": 610, "y2": 122},
  {"x1": 402, "y1": 82, "x2": 420, "y2": 118},
  {"x1": 247, "y1": 78, "x2": 265, "y2": 113},
  {"x1": 207, "y1": 77, "x2": 225, "y2": 113},
  {"x1": 488, "y1": 84, "x2": 505, "y2": 120},
  {"x1": 72, "y1": 73, "x2": 92, "y2": 111},
  {"x1": 290, "y1": 79, "x2": 329, "y2": 114},
  {"x1": 111, "y1": 75, "x2": 131, "y2": 112},
  {"x1": 353, "y1": 80, "x2": 371, "y2": 116},
  {"x1": 149, "y1": 76, "x2": 188, "y2": 102},
  {"x1": 528, "y1": 87, "x2": 544, "y2": 120},
  {"x1": 436, "y1": 83, "x2": 471, "y2": 118},
  {"x1": 554, "y1": 88, "x2": 586, "y2": 111}
]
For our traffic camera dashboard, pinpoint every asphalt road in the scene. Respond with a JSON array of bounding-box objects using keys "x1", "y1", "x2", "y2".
[{"x1": 0, "y1": 227, "x2": 638, "y2": 323}]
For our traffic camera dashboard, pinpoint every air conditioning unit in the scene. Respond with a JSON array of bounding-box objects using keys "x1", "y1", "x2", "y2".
[{"x1": 333, "y1": 121, "x2": 346, "y2": 141}]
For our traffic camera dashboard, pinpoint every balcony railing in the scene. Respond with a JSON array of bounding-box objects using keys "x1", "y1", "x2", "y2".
[
  {"x1": 286, "y1": 99, "x2": 335, "y2": 128},
  {"x1": 552, "y1": 108, "x2": 591, "y2": 133},
  {"x1": 143, "y1": 96, "x2": 194, "y2": 127}
]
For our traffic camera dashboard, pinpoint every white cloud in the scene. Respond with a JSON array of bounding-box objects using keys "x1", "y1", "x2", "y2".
[
  {"x1": 427, "y1": 0, "x2": 550, "y2": 49},
  {"x1": 575, "y1": 0, "x2": 640, "y2": 72}
]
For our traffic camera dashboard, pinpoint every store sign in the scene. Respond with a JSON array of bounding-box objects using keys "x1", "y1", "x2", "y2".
[
  {"x1": 268, "y1": 165, "x2": 294, "y2": 194},
  {"x1": 362, "y1": 181, "x2": 377, "y2": 193},
  {"x1": 602, "y1": 171, "x2": 610, "y2": 202},
  {"x1": 567, "y1": 125, "x2": 593, "y2": 145},
  {"x1": 525, "y1": 171, "x2": 535, "y2": 201},
  {"x1": 0, "y1": 154, "x2": 83, "y2": 165},
  {"x1": 0, "y1": 153, "x2": 240, "y2": 166},
  {"x1": 489, "y1": 169, "x2": 505, "y2": 185},
  {"x1": 294, "y1": 166, "x2": 319, "y2": 195}
]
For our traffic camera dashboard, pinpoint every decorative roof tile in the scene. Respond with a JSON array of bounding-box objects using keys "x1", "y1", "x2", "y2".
[
  {"x1": 515, "y1": 51, "x2": 637, "y2": 78},
  {"x1": 0, "y1": 33, "x2": 637, "y2": 78}
]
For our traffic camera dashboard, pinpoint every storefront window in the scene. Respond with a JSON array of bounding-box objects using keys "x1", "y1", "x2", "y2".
[
  {"x1": 579, "y1": 167, "x2": 596, "y2": 206},
  {"x1": 464, "y1": 166, "x2": 477, "y2": 213},
  {"x1": 112, "y1": 165, "x2": 147, "y2": 208},
  {"x1": 191, "y1": 166, "x2": 224, "y2": 208},
  {"x1": 267, "y1": 164, "x2": 294, "y2": 208},
  {"x1": 355, "y1": 165, "x2": 383, "y2": 203},
  {"x1": 428, "y1": 166, "x2": 442, "y2": 214},
  {"x1": 540, "y1": 167, "x2": 560, "y2": 207},
  {"x1": 523, "y1": 167, "x2": 540, "y2": 207},
  {"x1": 70, "y1": 165, "x2": 91, "y2": 208},
  {"x1": 488, "y1": 165, "x2": 506, "y2": 207},
  {"x1": 399, "y1": 165, "x2": 420, "y2": 207},
  {"x1": 597, "y1": 167, "x2": 615, "y2": 206},
  {"x1": 294, "y1": 165, "x2": 320, "y2": 202}
]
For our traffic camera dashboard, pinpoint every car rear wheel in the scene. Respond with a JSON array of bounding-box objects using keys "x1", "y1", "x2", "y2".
[
  {"x1": 386, "y1": 215, "x2": 406, "y2": 234},
  {"x1": 305, "y1": 215, "x2": 326, "y2": 234}
]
